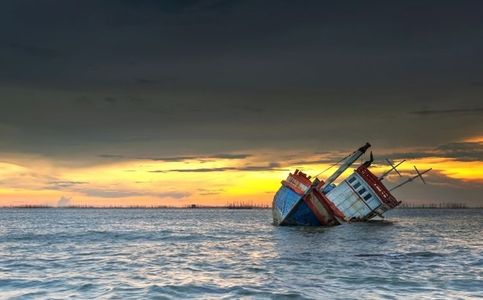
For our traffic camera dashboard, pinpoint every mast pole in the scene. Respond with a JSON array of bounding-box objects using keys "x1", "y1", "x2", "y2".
[
  {"x1": 389, "y1": 168, "x2": 432, "y2": 191},
  {"x1": 379, "y1": 159, "x2": 406, "y2": 180},
  {"x1": 320, "y1": 142, "x2": 371, "y2": 190}
]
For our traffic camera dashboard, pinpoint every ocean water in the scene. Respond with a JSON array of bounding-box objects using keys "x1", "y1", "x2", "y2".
[{"x1": 0, "y1": 209, "x2": 481, "y2": 299}]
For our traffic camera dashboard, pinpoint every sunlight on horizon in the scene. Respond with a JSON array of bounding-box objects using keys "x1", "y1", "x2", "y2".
[{"x1": 0, "y1": 147, "x2": 482, "y2": 207}]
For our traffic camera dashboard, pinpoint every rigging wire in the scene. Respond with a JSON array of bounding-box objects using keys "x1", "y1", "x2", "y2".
[{"x1": 314, "y1": 150, "x2": 355, "y2": 179}]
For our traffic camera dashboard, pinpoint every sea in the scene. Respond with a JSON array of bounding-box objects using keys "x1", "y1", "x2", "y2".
[{"x1": 0, "y1": 208, "x2": 481, "y2": 299}]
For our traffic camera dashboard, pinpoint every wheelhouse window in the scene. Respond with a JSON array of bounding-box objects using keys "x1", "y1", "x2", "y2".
[
  {"x1": 353, "y1": 182, "x2": 361, "y2": 189},
  {"x1": 363, "y1": 194, "x2": 372, "y2": 200},
  {"x1": 348, "y1": 177, "x2": 356, "y2": 184},
  {"x1": 358, "y1": 188, "x2": 366, "y2": 195}
]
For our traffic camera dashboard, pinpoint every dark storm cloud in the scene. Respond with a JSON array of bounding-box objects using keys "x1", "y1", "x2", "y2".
[
  {"x1": 289, "y1": 159, "x2": 341, "y2": 166},
  {"x1": 8, "y1": 42, "x2": 62, "y2": 59},
  {"x1": 436, "y1": 142, "x2": 483, "y2": 161},
  {"x1": 289, "y1": 153, "x2": 352, "y2": 166},
  {"x1": 151, "y1": 167, "x2": 235, "y2": 173},
  {"x1": 141, "y1": 153, "x2": 252, "y2": 161},
  {"x1": 410, "y1": 108, "x2": 483, "y2": 116},
  {"x1": 150, "y1": 162, "x2": 285, "y2": 173},
  {"x1": 385, "y1": 142, "x2": 483, "y2": 162},
  {"x1": 211, "y1": 154, "x2": 252, "y2": 159},
  {"x1": 99, "y1": 153, "x2": 251, "y2": 161},
  {"x1": 1, "y1": 0, "x2": 483, "y2": 161},
  {"x1": 3, "y1": 0, "x2": 483, "y2": 92},
  {"x1": 99, "y1": 154, "x2": 126, "y2": 159},
  {"x1": 237, "y1": 162, "x2": 284, "y2": 171}
]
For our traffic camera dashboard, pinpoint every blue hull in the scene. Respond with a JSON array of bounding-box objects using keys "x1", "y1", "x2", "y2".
[{"x1": 272, "y1": 186, "x2": 320, "y2": 226}]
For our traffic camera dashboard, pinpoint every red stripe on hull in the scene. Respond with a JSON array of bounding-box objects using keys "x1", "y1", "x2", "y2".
[
  {"x1": 281, "y1": 180, "x2": 306, "y2": 195},
  {"x1": 303, "y1": 192, "x2": 332, "y2": 225},
  {"x1": 302, "y1": 188, "x2": 345, "y2": 226},
  {"x1": 312, "y1": 189, "x2": 346, "y2": 223}
]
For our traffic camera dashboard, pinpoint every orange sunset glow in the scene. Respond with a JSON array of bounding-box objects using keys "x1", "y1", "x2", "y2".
[{"x1": 1, "y1": 139, "x2": 482, "y2": 207}]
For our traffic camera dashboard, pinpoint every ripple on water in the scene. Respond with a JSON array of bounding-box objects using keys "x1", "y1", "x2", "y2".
[{"x1": 0, "y1": 208, "x2": 481, "y2": 299}]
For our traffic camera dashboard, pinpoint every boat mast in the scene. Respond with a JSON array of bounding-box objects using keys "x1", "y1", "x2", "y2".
[
  {"x1": 389, "y1": 166, "x2": 432, "y2": 191},
  {"x1": 379, "y1": 159, "x2": 406, "y2": 180},
  {"x1": 320, "y1": 142, "x2": 371, "y2": 190}
]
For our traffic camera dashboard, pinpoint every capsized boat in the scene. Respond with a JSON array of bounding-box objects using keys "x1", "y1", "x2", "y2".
[{"x1": 272, "y1": 143, "x2": 431, "y2": 226}]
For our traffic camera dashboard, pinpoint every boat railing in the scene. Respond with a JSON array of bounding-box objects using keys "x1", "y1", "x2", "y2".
[{"x1": 356, "y1": 166, "x2": 400, "y2": 208}]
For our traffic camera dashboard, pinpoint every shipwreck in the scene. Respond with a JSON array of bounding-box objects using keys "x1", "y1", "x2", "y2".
[{"x1": 272, "y1": 143, "x2": 431, "y2": 226}]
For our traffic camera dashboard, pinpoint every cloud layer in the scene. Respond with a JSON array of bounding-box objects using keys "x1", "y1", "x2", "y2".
[{"x1": 0, "y1": 1, "x2": 482, "y2": 206}]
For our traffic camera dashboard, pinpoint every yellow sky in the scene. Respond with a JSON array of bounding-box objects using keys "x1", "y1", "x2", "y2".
[{"x1": 0, "y1": 140, "x2": 482, "y2": 207}]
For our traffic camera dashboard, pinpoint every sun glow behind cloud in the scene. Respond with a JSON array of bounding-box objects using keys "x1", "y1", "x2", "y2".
[{"x1": 463, "y1": 136, "x2": 483, "y2": 143}]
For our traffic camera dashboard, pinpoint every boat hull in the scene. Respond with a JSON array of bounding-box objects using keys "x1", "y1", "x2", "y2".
[
  {"x1": 272, "y1": 186, "x2": 320, "y2": 226},
  {"x1": 272, "y1": 166, "x2": 400, "y2": 226},
  {"x1": 272, "y1": 144, "x2": 403, "y2": 226},
  {"x1": 272, "y1": 185, "x2": 343, "y2": 226}
]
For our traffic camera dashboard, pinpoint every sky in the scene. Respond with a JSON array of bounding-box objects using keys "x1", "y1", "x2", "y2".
[{"x1": 0, "y1": 0, "x2": 482, "y2": 207}]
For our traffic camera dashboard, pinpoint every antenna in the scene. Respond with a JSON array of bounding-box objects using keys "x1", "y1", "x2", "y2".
[
  {"x1": 361, "y1": 151, "x2": 374, "y2": 168},
  {"x1": 368, "y1": 151, "x2": 374, "y2": 165},
  {"x1": 379, "y1": 159, "x2": 405, "y2": 180},
  {"x1": 389, "y1": 166, "x2": 432, "y2": 191}
]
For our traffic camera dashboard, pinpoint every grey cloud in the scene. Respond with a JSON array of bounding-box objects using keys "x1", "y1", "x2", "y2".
[
  {"x1": 99, "y1": 153, "x2": 251, "y2": 161},
  {"x1": 136, "y1": 79, "x2": 159, "y2": 85},
  {"x1": 135, "y1": 77, "x2": 177, "y2": 86},
  {"x1": 156, "y1": 191, "x2": 191, "y2": 199},
  {"x1": 99, "y1": 154, "x2": 126, "y2": 159},
  {"x1": 383, "y1": 151, "x2": 436, "y2": 161},
  {"x1": 289, "y1": 151, "x2": 355, "y2": 166},
  {"x1": 211, "y1": 153, "x2": 252, "y2": 159},
  {"x1": 199, "y1": 192, "x2": 221, "y2": 195},
  {"x1": 8, "y1": 42, "x2": 62, "y2": 59},
  {"x1": 410, "y1": 108, "x2": 483, "y2": 116},
  {"x1": 0, "y1": 0, "x2": 482, "y2": 207},
  {"x1": 436, "y1": 142, "x2": 483, "y2": 161},
  {"x1": 143, "y1": 156, "x2": 205, "y2": 162},
  {"x1": 385, "y1": 142, "x2": 483, "y2": 162},
  {"x1": 81, "y1": 190, "x2": 139, "y2": 198},
  {"x1": 47, "y1": 181, "x2": 89, "y2": 190},
  {"x1": 242, "y1": 106, "x2": 265, "y2": 113},
  {"x1": 104, "y1": 97, "x2": 118, "y2": 104},
  {"x1": 290, "y1": 158, "x2": 341, "y2": 166},
  {"x1": 151, "y1": 167, "x2": 235, "y2": 173},
  {"x1": 2, "y1": 0, "x2": 483, "y2": 96},
  {"x1": 197, "y1": 187, "x2": 224, "y2": 196},
  {"x1": 0, "y1": 0, "x2": 483, "y2": 206},
  {"x1": 236, "y1": 162, "x2": 284, "y2": 171},
  {"x1": 80, "y1": 188, "x2": 190, "y2": 199},
  {"x1": 151, "y1": 162, "x2": 286, "y2": 173}
]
